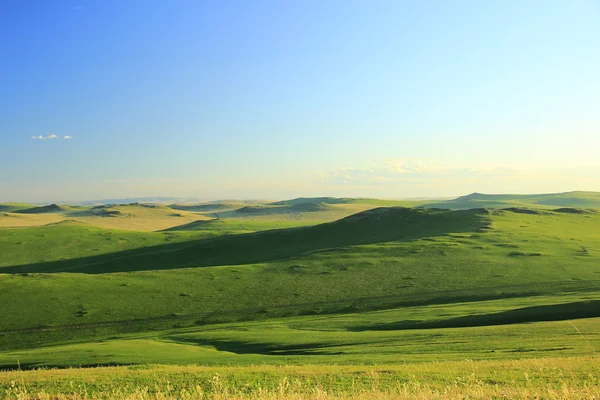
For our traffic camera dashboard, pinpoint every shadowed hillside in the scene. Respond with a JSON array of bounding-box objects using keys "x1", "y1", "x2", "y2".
[
  {"x1": 0, "y1": 207, "x2": 490, "y2": 274},
  {"x1": 15, "y1": 204, "x2": 70, "y2": 214},
  {"x1": 0, "y1": 203, "x2": 33, "y2": 213}
]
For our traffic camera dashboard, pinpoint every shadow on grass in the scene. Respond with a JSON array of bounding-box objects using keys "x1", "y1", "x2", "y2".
[
  {"x1": 349, "y1": 300, "x2": 600, "y2": 331},
  {"x1": 165, "y1": 337, "x2": 346, "y2": 356},
  {"x1": 0, "y1": 207, "x2": 489, "y2": 274}
]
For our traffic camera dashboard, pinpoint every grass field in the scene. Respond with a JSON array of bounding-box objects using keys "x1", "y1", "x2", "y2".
[
  {"x1": 3, "y1": 356, "x2": 599, "y2": 399},
  {"x1": 1, "y1": 192, "x2": 599, "y2": 398}
]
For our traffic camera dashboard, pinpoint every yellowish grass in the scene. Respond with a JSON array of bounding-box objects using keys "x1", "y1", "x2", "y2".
[
  {"x1": 0, "y1": 207, "x2": 211, "y2": 231},
  {"x1": 2, "y1": 356, "x2": 599, "y2": 399},
  {"x1": 71, "y1": 206, "x2": 212, "y2": 231},
  {"x1": 0, "y1": 213, "x2": 63, "y2": 228},
  {"x1": 221, "y1": 204, "x2": 377, "y2": 222},
  {"x1": 7, "y1": 385, "x2": 600, "y2": 399}
]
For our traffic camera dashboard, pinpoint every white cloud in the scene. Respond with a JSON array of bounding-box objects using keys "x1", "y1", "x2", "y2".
[
  {"x1": 320, "y1": 159, "x2": 530, "y2": 189},
  {"x1": 324, "y1": 159, "x2": 446, "y2": 186},
  {"x1": 31, "y1": 134, "x2": 73, "y2": 140}
]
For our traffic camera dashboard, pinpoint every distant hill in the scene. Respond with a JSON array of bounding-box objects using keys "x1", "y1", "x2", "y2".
[
  {"x1": 169, "y1": 201, "x2": 253, "y2": 212},
  {"x1": 271, "y1": 197, "x2": 429, "y2": 207},
  {"x1": 14, "y1": 204, "x2": 70, "y2": 214},
  {"x1": 0, "y1": 202, "x2": 33, "y2": 213},
  {"x1": 271, "y1": 197, "x2": 354, "y2": 205},
  {"x1": 421, "y1": 191, "x2": 600, "y2": 210},
  {"x1": 74, "y1": 197, "x2": 203, "y2": 206}
]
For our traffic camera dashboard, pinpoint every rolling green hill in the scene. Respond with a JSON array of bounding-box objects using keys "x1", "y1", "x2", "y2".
[
  {"x1": 1, "y1": 204, "x2": 599, "y2": 362},
  {"x1": 422, "y1": 191, "x2": 600, "y2": 209},
  {"x1": 0, "y1": 207, "x2": 489, "y2": 274}
]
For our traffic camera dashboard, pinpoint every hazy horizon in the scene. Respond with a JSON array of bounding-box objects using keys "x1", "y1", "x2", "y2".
[
  {"x1": 4, "y1": 190, "x2": 600, "y2": 206},
  {"x1": 2, "y1": 1, "x2": 599, "y2": 202}
]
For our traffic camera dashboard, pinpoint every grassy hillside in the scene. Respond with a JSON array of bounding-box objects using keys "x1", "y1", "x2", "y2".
[
  {"x1": 0, "y1": 207, "x2": 490, "y2": 273},
  {"x1": 164, "y1": 218, "x2": 323, "y2": 235},
  {"x1": 0, "y1": 295, "x2": 598, "y2": 368},
  {"x1": 0, "y1": 221, "x2": 200, "y2": 268},
  {"x1": 1, "y1": 206, "x2": 599, "y2": 358},
  {"x1": 422, "y1": 191, "x2": 600, "y2": 209}
]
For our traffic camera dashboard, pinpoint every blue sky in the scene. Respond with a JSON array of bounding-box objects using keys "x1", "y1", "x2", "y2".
[{"x1": 1, "y1": 0, "x2": 599, "y2": 202}]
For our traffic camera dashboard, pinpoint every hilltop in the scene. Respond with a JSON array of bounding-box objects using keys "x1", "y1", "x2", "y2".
[
  {"x1": 169, "y1": 201, "x2": 250, "y2": 213},
  {"x1": 421, "y1": 191, "x2": 600, "y2": 209},
  {"x1": 15, "y1": 203, "x2": 71, "y2": 214}
]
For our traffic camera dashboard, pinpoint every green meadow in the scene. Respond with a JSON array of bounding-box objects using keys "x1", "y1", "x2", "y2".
[{"x1": 1, "y1": 192, "x2": 600, "y2": 399}]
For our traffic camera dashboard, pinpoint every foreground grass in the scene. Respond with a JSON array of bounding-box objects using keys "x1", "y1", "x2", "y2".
[{"x1": 2, "y1": 356, "x2": 599, "y2": 399}]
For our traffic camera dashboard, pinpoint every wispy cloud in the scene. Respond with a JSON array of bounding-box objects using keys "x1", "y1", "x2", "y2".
[
  {"x1": 321, "y1": 159, "x2": 523, "y2": 187},
  {"x1": 31, "y1": 134, "x2": 73, "y2": 140}
]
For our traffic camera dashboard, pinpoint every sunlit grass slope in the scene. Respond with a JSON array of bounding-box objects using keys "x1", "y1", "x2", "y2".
[
  {"x1": 1, "y1": 203, "x2": 213, "y2": 231},
  {"x1": 0, "y1": 212, "x2": 63, "y2": 228},
  {"x1": 0, "y1": 221, "x2": 199, "y2": 268}
]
